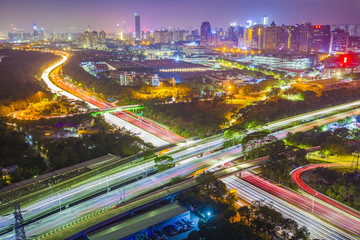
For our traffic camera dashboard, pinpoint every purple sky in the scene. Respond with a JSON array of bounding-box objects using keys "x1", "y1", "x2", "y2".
[{"x1": 1, "y1": 0, "x2": 359, "y2": 32}]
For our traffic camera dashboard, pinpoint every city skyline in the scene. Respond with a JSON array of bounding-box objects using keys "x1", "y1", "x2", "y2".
[{"x1": 1, "y1": 0, "x2": 360, "y2": 32}]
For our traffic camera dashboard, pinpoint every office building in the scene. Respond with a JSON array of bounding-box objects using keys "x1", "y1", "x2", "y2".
[
  {"x1": 286, "y1": 26, "x2": 299, "y2": 52},
  {"x1": 263, "y1": 15, "x2": 269, "y2": 26},
  {"x1": 252, "y1": 53, "x2": 316, "y2": 70},
  {"x1": 330, "y1": 29, "x2": 350, "y2": 53},
  {"x1": 200, "y1": 21, "x2": 212, "y2": 46},
  {"x1": 244, "y1": 25, "x2": 263, "y2": 49},
  {"x1": 135, "y1": 12, "x2": 141, "y2": 40},
  {"x1": 298, "y1": 23, "x2": 311, "y2": 52},
  {"x1": 262, "y1": 21, "x2": 278, "y2": 50},
  {"x1": 310, "y1": 25, "x2": 330, "y2": 53}
]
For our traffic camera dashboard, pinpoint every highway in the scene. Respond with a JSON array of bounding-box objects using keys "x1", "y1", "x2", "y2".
[
  {"x1": 41, "y1": 54, "x2": 97, "y2": 109},
  {"x1": 0, "y1": 135, "x2": 224, "y2": 236},
  {"x1": 104, "y1": 112, "x2": 168, "y2": 147},
  {"x1": 5, "y1": 51, "x2": 360, "y2": 238},
  {"x1": 115, "y1": 111, "x2": 184, "y2": 143},
  {"x1": 3, "y1": 104, "x2": 360, "y2": 238},
  {"x1": 224, "y1": 175, "x2": 357, "y2": 240},
  {"x1": 1, "y1": 143, "x2": 248, "y2": 239},
  {"x1": 241, "y1": 171, "x2": 360, "y2": 238},
  {"x1": 41, "y1": 52, "x2": 170, "y2": 146},
  {"x1": 291, "y1": 164, "x2": 360, "y2": 220}
]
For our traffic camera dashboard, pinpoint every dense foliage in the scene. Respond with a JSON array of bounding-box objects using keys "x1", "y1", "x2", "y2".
[
  {"x1": 31, "y1": 116, "x2": 153, "y2": 170},
  {"x1": 236, "y1": 88, "x2": 360, "y2": 126},
  {"x1": 286, "y1": 126, "x2": 355, "y2": 156},
  {"x1": 260, "y1": 140, "x2": 308, "y2": 187},
  {"x1": 0, "y1": 49, "x2": 59, "y2": 105},
  {"x1": 181, "y1": 172, "x2": 309, "y2": 240},
  {"x1": 0, "y1": 118, "x2": 46, "y2": 185},
  {"x1": 308, "y1": 167, "x2": 360, "y2": 211},
  {"x1": 143, "y1": 102, "x2": 229, "y2": 138}
]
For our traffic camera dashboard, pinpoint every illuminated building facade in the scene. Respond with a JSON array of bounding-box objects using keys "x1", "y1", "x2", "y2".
[
  {"x1": 135, "y1": 12, "x2": 141, "y2": 40},
  {"x1": 330, "y1": 29, "x2": 350, "y2": 53},
  {"x1": 200, "y1": 21, "x2": 212, "y2": 46},
  {"x1": 310, "y1": 25, "x2": 330, "y2": 53},
  {"x1": 252, "y1": 54, "x2": 316, "y2": 69}
]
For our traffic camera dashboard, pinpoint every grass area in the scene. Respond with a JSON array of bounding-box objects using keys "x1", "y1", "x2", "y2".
[
  {"x1": 308, "y1": 152, "x2": 355, "y2": 164},
  {"x1": 143, "y1": 101, "x2": 242, "y2": 138}
]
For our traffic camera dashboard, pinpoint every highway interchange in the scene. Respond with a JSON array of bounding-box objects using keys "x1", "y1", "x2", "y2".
[{"x1": 2, "y1": 51, "x2": 360, "y2": 239}]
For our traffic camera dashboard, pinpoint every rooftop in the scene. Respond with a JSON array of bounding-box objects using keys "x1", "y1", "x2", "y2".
[{"x1": 87, "y1": 203, "x2": 189, "y2": 240}]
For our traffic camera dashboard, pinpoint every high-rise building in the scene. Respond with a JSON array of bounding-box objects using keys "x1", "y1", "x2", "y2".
[
  {"x1": 330, "y1": 29, "x2": 350, "y2": 53},
  {"x1": 263, "y1": 15, "x2": 269, "y2": 26},
  {"x1": 276, "y1": 26, "x2": 287, "y2": 51},
  {"x1": 298, "y1": 23, "x2": 311, "y2": 52},
  {"x1": 310, "y1": 25, "x2": 330, "y2": 53},
  {"x1": 244, "y1": 25, "x2": 263, "y2": 49},
  {"x1": 262, "y1": 21, "x2": 278, "y2": 50},
  {"x1": 99, "y1": 31, "x2": 106, "y2": 44},
  {"x1": 135, "y1": 12, "x2": 140, "y2": 40},
  {"x1": 200, "y1": 21, "x2": 212, "y2": 46},
  {"x1": 286, "y1": 26, "x2": 299, "y2": 52}
]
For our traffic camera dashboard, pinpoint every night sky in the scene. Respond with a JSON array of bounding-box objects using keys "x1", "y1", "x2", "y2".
[{"x1": 1, "y1": 0, "x2": 359, "y2": 32}]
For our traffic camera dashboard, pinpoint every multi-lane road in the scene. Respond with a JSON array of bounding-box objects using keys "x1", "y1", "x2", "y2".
[
  {"x1": 4, "y1": 51, "x2": 360, "y2": 239},
  {"x1": 240, "y1": 171, "x2": 360, "y2": 238},
  {"x1": 224, "y1": 175, "x2": 357, "y2": 240},
  {"x1": 292, "y1": 164, "x2": 360, "y2": 219}
]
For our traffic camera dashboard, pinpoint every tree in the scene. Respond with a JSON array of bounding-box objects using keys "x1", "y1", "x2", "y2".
[
  {"x1": 266, "y1": 87, "x2": 281, "y2": 98},
  {"x1": 241, "y1": 130, "x2": 276, "y2": 159},
  {"x1": 196, "y1": 172, "x2": 227, "y2": 200},
  {"x1": 154, "y1": 155, "x2": 174, "y2": 172}
]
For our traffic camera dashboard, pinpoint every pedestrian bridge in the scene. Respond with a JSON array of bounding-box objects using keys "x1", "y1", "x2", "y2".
[{"x1": 90, "y1": 105, "x2": 143, "y2": 115}]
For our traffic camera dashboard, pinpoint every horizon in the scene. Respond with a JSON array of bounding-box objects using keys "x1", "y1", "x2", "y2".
[{"x1": 1, "y1": 0, "x2": 360, "y2": 32}]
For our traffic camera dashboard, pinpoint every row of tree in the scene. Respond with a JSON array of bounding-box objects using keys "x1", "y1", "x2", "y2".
[
  {"x1": 308, "y1": 167, "x2": 360, "y2": 211},
  {"x1": 0, "y1": 49, "x2": 59, "y2": 105},
  {"x1": 235, "y1": 87, "x2": 360, "y2": 127},
  {"x1": 178, "y1": 172, "x2": 309, "y2": 239}
]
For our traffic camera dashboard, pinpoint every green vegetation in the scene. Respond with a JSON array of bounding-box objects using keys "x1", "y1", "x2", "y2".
[
  {"x1": 0, "y1": 114, "x2": 153, "y2": 188},
  {"x1": 0, "y1": 49, "x2": 59, "y2": 104},
  {"x1": 286, "y1": 127, "x2": 354, "y2": 156},
  {"x1": 32, "y1": 116, "x2": 152, "y2": 170},
  {"x1": 261, "y1": 140, "x2": 308, "y2": 187},
  {"x1": 0, "y1": 118, "x2": 46, "y2": 186},
  {"x1": 179, "y1": 172, "x2": 309, "y2": 240},
  {"x1": 308, "y1": 167, "x2": 360, "y2": 211},
  {"x1": 22, "y1": 96, "x2": 83, "y2": 116},
  {"x1": 154, "y1": 155, "x2": 174, "y2": 172},
  {"x1": 235, "y1": 87, "x2": 360, "y2": 127},
  {"x1": 143, "y1": 102, "x2": 231, "y2": 138},
  {"x1": 0, "y1": 49, "x2": 60, "y2": 115},
  {"x1": 219, "y1": 59, "x2": 293, "y2": 83}
]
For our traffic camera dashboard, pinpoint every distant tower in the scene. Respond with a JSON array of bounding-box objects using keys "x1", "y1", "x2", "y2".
[
  {"x1": 13, "y1": 202, "x2": 26, "y2": 240},
  {"x1": 135, "y1": 12, "x2": 140, "y2": 40},
  {"x1": 263, "y1": 15, "x2": 269, "y2": 26},
  {"x1": 200, "y1": 21, "x2": 212, "y2": 46}
]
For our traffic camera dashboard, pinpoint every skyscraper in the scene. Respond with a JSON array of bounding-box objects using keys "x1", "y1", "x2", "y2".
[
  {"x1": 330, "y1": 29, "x2": 350, "y2": 53},
  {"x1": 286, "y1": 26, "x2": 299, "y2": 52},
  {"x1": 135, "y1": 12, "x2": 140, "y2": 40},
  {"x1": 310, "y1": 25, "x2": 331, "y2": 53},
  {"x1": 262, "y1": 21, "x2": 278, "y2": 50},
  {"x1": 263, "y1": 15, "x2": 269, "y2": 26},
  {"x1": 200, "y1": 21, "x2": 212, "y2": 46},
  {"x1": 298, "y1": 23, "x2": 311, "y2": 52}
]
